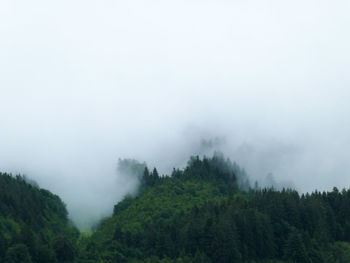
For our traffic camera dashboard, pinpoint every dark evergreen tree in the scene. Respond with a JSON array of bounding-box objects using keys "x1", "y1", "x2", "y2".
[
  {"x1": 53, "y1": 236, "x2": 76, "y2": 262},
  {"x1": 283, "y1": 230, "x2": 310, "y2": 263}
]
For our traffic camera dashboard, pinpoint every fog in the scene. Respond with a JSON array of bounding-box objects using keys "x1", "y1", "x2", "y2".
[{"x1": 1, "y1": 0, "x2": 350, "y2": 229}]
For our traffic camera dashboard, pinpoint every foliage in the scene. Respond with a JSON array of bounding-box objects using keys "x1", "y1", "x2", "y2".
[
  {"x1": 0, "y1": 173, "x2": 78, "y2": 263},
  {"x1": 85, "y1": 155, "x2": 350, "y2": 262},
  {"x1": 4, "y1": 243, "x2": 32, "y2": 263},
  {"x1": 3, "y1": 154, "x2": 350, "y2": 263}
]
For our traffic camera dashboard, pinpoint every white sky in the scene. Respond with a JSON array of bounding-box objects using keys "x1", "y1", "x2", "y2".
[{"x1": 1, "y1": 0, "x2": 350, "y2": 228}]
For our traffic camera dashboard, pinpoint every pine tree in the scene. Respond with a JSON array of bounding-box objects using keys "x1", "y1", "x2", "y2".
[{"x1": 283, "y1": 230, "x2": 310, "y2": 263}]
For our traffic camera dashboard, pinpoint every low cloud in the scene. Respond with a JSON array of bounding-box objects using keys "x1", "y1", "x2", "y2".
[{"x1": 0, "y1": 0, "x2": 349, "y2": 228}]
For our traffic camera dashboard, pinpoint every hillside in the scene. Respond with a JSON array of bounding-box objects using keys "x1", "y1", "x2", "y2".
[
  {"x1": 0, "y1": 173, "x2": 79, "y2": 263},
  {"x1": 83, "y1": 155, "x2": 350, "y2": 263},
  {"x1": 2, "y1": 155, "x2": 350, "y2": 263}
]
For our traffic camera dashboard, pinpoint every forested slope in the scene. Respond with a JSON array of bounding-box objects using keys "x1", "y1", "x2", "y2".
[
  {"x1": 3, "y1": 154, "x2": 350, "y2": 263},
  {"x1": 84, "y1": 155, "x2": 350, "y2": 263},
  {"x1": 0, "y1": 173, "x2": 80, "y2": 263}
]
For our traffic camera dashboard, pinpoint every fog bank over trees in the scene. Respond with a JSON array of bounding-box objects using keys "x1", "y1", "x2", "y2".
[{"x1": 0, "y1": 0, "x2": 349, "y2": 227}]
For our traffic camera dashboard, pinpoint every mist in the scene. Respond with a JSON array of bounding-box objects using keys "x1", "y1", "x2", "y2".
[{"x1": 1, "y1": 0, "x2": 350, "y2": 229}]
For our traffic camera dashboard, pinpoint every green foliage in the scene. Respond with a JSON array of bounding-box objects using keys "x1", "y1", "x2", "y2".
[
  {"x1": 283, "y1": 229, "x2": 309, "y2": 263},
  {"x1": 35, "y1": 244, "x2": 58, "y2": 263},
  {"x1": 53, "y1": 236, "x2": 76, "y2": 262},
  {"x1": 5, "y1": 244, "x2": 32, "y2": 263},
  {"x1": 86, "y1": 155, "x2": 350, "y2": 262},
  {"x1": 0, "y1": 173, "x2": 68, "y2": 229},
  {"x1": 3, "y1": 154, "x2": 350, "y2": 263},
  {"x1": 0, "y1": 173, "x2": 79, "y2": 263}
]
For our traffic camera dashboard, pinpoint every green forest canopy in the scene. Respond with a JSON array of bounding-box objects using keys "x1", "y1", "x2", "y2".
[{"x1": 1, "y1": 154, "x2": 350, "y2": 262}]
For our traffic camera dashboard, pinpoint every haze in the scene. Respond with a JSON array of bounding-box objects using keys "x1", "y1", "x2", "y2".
[{"x1": 1, "y1": 0, "x2": 349, "y2": 229}]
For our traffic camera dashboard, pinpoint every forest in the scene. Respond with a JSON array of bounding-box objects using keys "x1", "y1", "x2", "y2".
[{"x1": 1, "y1": 154, "x2": 350, "y2": 262}]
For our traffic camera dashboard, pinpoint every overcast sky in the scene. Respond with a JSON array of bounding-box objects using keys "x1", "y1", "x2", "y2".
[{"x1": 1, "y1": 0, "x2": 350, "y2": 228}]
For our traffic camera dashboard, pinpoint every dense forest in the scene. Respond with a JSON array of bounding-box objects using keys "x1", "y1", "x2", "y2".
[
  {"x1": 0, "y1": 173, "x2": 79, "y2": 263},
  {"x1": 2, "y1": 154, "x2": 350, "y2": 262}
]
